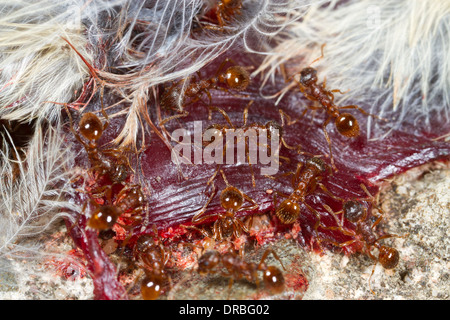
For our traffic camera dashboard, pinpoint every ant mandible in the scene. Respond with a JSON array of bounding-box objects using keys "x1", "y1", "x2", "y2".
[
  {"x1": 317, "y1": 183, "x2": 408, "y2": 293},
  {"x1": 271, "y1": 157, "x2": 327, "y2": 228},
  {"x1": 186, "y1": 169, "x2": 258, "y2": 242},
  {"x1": 160, "y1": 58, "x2": 250, "y2": 120},
  {"x1": 197, "y1": 247, "x2": 285, "y2": 295},
  {"x1": 293, "y1": 44, "x2": 385, "y2": 171}
]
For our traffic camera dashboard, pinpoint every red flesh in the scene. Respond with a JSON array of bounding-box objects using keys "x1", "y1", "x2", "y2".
[{"x1": 64, "y1": 52, "x2": 450, "y2": 299}]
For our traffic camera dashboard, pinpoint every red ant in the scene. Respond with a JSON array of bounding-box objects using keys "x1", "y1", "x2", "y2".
[
  {"x1": 132, "y1": 226, "x2": 172, "y2": 300},
  {"x1": 317, "y1": 183, "x2": 408, "y2": 293},
  {"x1": 205, "y1": 100, "x2": 306, "y2": 187},
  {"x1": 271, "y1": 157, "x2": 327, "y2": 227},
  {"x1": 185, "y1": 169, "x2": 258, "y2": 241},
  {"x1": 293, "y1": 44, "x2": 385, "y2": 171},
  {"x1": 197, "y1": 247, "x2": 285, "y2": 295},
  {"x1": 67, "y1": 108, "x2": 132, "y2": 185},
  {"x1": 160, "y1": 58, "x2": 250, "y2": 119}
]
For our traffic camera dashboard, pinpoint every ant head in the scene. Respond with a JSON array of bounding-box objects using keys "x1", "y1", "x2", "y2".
[
  {"x1": 265, "y1": 120, "x2": 283, "y2": 139},
  {"x1": 225, "y1": 66, "x2": 250, "y2": 90},
  {"x1": 263, "y1": 266, "x2": 285, "y2": 294},
  {"x1": 220, "y1": 186, "x2": 244, "y2": 211},
  {"x1": 141, "y1": 275, "x2": 163, "y2": 300},
  {"x1": 160, "y1": 85, "x2": 182, "y2": 112},
  {"x1": 87, "y1": 205, "x2": 120, "y2": 230},
  {"x1": 110, "y1": 163, "x2": 128, "y2": 183},
  {"x1": 335, "y1": 113, "x2": 360, "y2": 137},
  {"x1": 197, "y1": 250, "x2": 221, "y2": 275},
  {"x1": 135, "y1": 235, "x2": 155, "y2": 257},
  {"x1": 306, "y1": 157, "x2": 326, "y2": 173},
  {"x1": 378, "y1": 246, "x2": 400, "y2": 269},
  {"x1": 276, "y1": 199, "x2": 300, "y2": 224},
  {"x1": 299, "y1": 67, "x2": 318, "y2": 86},
  {"x1": 343, "y1": 200, "x2": 365, "y2": 223},
  {"x1": 79, "y1": 112, "x2": 103, "y2": 141}
]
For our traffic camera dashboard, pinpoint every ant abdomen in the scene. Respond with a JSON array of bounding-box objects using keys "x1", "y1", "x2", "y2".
[
  {"x1": 221, "y1": 66, "x2": 250, "y2": 91},
  {"x1": 262, "y1": 266, "x2": 285, "y2": 294},
  {"x1": 79, "y1": 112, "x2": 104, "y2": 141},
  {"x1": 141, "y1": 275, "x2": 163, "y2": 300},
  {"x1": 276, "y1": 199, "x2": 301, "y2": 224},
  {"x1": 335, "y1": 113, "x2": 359, "y2": 137},
  {"x1": 378, "y1": 245, "x2": 399, "y2": 269},
  {"x1": 87, "y1": 205, "x2": 120, "y2": 230}
]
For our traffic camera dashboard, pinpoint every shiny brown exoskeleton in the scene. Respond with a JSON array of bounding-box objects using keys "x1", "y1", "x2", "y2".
[
  {"x1": 273, "y1": 157, "x2": 327, "y2": 225},
  {"x1": 187, "y1": 170, "x2": 258, "y2": 241},
  {"x1": 160, "y1": 58, "x2": 250, "y2": 115},
  {"x1": 197, "y1": 248, "x2": 285, "y2": 295},
  {"x1": 318, "y1": 183, "x2": 407, "y2": 293}
]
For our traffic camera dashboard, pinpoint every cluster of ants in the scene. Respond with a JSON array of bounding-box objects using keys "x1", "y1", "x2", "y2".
[{"x1": 65, "y1": 0, "x2": 406, "y2": 300}]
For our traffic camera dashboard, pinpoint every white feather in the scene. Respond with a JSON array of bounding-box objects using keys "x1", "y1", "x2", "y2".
[
  {"x1": 254, "y1": 0, "x2": 450, "y2": 137},
  {"x1": 0, "y1": 124, "x2": 80, "y2": 259}
]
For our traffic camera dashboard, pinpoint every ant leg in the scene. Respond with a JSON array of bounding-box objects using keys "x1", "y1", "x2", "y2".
[
  {"x1": 358, "y1": 183, "x2": 387, "y2": 229},
  {"x1": 321, "y1": 117, "x2": 337, "y2": 172},
  {"x1": 159, "y1": 111, "x2": 189, "y2": 126},
  {"x1": 310, "y1": 43, "x2": 326, "y2": 66},
  {"x1": 279, "y1": 109, "x2": 299, "y2": 126},
  {"x1": 330, "y1": 89, "x2": 348, "y2": 95},
  {"x1": 238, "y1": 192, "x2": 259, "y2": 212},
  {"x1": 191, "y1": 184, "x2": 218, "y2": 224},
  {"x1": 291, "y1": 162, "x2": 303, "y2": 189},
  {"x1": 339, "y1": 105, "x2": 387, "y2": 122},
  {"x1": 242, "y1": 100, "x2": 254, "y2": 126},
  {"x1": 99, "y1": 85, "x2": 109, "y2": 131},
  {"x1": 215, "y1": 58, "x2": 238, "y2": 77},
  {"x1": 320, "y1": 204, "x2": 355, "y2": 237},
  {"x1": 215, "y1": 85, "x2": 250, "y2": 99},
  {"x1": 219, "y1": 169, "x2": 232, "y2": 187},
  {"x1": 212, "y1": 219, "x2": 225, "y2": 242},
  {"x1": 209, "y1": 106, "x2": 235, "y2": 128},
  {"x1": 318, "y1": 183, "x2": 345, "y2": 202},
  {"x1": 206, "y1": 165, "x2": 221, "y2": 187},
  {"x1": 191, "y1": 181, "x2": 217, "y2": 224},
  {"x1": 182, "y1": 224, "x2": 212, "y2": 239},
  {"x1": 303, "y1": 202, "x2": 325, "y2": 238},
  {"x1": 373, "y1": 233, "x2": 409, "y2": 246},
  {"x1": 272, "y1": 191, "x2": 290, "y2": 210},
  {"x1": 91, "y1": 184, "x2": 113, "y2": 202},
  {"x1": 258, "y1": 248, "x2": 286, "y2": 271}
]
